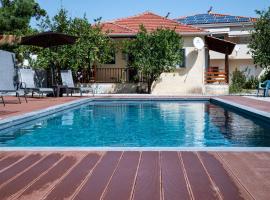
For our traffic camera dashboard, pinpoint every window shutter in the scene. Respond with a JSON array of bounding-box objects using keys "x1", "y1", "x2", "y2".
[{"x1": 179, "y1": 48, "x2": 186, "y2": 68}]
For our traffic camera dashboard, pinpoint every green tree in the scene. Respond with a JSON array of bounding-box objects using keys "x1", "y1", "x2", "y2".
[
  {"x1": 249, "y1": 7, "x2": 270, "y2": 69},
  {"x1": 124, "y1": 26, "x2": 183, "y2": 93},
  {"x1": 32, "y1": 8, "x2": 115, "y2": 83},
  {"x1": 0, "y1": 0, "x2": 46, "y2": 34}
]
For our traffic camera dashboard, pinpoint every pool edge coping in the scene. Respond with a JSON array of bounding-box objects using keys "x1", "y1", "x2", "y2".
[
  {"x1": 0, "y1": 98, "x2": 92, "y2": 130},
  {"x1": 212, "y1": 97, "x2": 270, "y2": 121},
  {"x1": 1, "y1": 147, "x2": 270, "y2": 152}
]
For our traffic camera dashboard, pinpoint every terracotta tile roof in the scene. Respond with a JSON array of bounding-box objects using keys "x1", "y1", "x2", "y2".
[
  {"x1": 101, "y1": 12, "x2": 205, "y2": 36},
  {"x1": 176, "y1": 13, "x2": 257, "y2": 25},
  {"x1": 101, "y1": 22, "x2": 135, "y2": 34}
]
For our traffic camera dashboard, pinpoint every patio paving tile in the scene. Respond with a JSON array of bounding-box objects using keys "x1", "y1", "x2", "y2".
[{"x1": 0, "y1": 96, "x2": 82, "y2": 119}]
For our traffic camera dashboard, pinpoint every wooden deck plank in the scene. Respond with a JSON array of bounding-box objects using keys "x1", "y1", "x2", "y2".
[
  {"x1": 0, "y1": 154, "x2": 42, "y2": 186},
  {"x1": 0, "y1": 151, "x2": 268, "y2": 199},
  {"x1": 103, "y1": 151, "x2": 140, "y2": 200},
  {"x1": 199, "y1": 152, "x2": 247, "y2": 200},
  {"x1": 181, "y1": 152, "x2": 218, "y2": 200},
  {"x1": 73, "y1": 151, "x2": 122, "y2": 200},
  {"x1": 219, "y1": 152, "x2": 270, "y2": 200},
  {"x1": 0, "y1": 155, "x2": 23, "y2": 171},
  {"x1": 0, "y1": 153, "x2": 61, "y2": 199},
  {"x1": 160, "y1": 151, "x2": 190, "y2": 200},
  {"x1": 132, "y1": 151, "x2": 160, "y2": 200},
  {"x1": 17, "y1": 156, "x2": 77, "y2": 200},
  {"x1": 43, "y1": 153, "x2": 100, "y2": 200}
]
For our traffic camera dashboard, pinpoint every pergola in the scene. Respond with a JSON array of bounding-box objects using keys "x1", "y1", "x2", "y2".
[{"x1": 205, "y1": 36, "x2": 236, "y2": 83}]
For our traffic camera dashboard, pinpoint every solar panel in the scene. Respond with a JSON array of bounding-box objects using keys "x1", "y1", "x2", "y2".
[
  {"x1": 225, "y1": 16, "x2": 237, "y2": 19},
  {"x1": 195, "y1": 14, "x2": 209, "y2": 17},
  {"x1": 238, "y1": 18, "x2": 249, "y2": 22},
  {"x1": 195, "y1": 20, "x2": 206, "y2": 24},
  {"x1": 206, "y1": 19, "x2": 216, "y2": 23},
  {"x1": 178, "y1": 13, "x2": 252, "y2": 25}
]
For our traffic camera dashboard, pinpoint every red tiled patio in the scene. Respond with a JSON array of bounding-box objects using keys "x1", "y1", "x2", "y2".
[
  {"x1": 0, "y1": 151, "x2": 269, "y2": 200},
  {"x1": 0, "y1": 96, "x2": 83, "y2": 119}
]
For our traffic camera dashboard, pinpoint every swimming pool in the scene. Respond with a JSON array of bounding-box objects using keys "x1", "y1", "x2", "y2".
[{"x1": 0, "y1": 100, "x2": 270, "y2": 147}]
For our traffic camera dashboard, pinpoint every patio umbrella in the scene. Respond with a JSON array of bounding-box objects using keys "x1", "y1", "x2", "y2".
[
  {"x1": 20, "y1": 31, "x2": 77, "y2": 48},
  {"x1": 20, "y1": 31, "x2": 78, "y2": 86}
]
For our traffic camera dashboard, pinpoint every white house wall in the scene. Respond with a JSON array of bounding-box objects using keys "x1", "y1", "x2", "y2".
[
  {"x1": 210, "y1": 59, "x2": 264, "y2": 80},
  {"x1": 152, "y1": 36, "x2": 206, "y2": 94}
]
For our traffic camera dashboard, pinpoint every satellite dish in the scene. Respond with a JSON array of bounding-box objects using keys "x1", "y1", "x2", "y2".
[
  {"x1": 193, "y1": 37, "x2": 205, "y2": 50},
  {"x1": 235, "y1": 45, "x2": 240, "y2": 52}
]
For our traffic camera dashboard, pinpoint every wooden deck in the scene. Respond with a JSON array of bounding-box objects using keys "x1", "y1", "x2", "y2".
[{"x1": 0, "y1": 151, "x2": 269, "y2": 200}]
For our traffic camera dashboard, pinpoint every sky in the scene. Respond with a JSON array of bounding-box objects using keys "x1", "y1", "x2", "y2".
[{"x1": 34, "y1": 0, "x2": 269, "y2": 25}]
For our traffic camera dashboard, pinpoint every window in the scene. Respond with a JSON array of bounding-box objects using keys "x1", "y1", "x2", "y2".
[{"x1": 178, "y1": 48, "x2": 186, "y2": 68}]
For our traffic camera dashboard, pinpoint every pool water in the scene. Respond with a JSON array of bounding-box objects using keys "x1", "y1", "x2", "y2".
[{"x1": 1, "y1": 101, "x2": 270, "y2": 147}]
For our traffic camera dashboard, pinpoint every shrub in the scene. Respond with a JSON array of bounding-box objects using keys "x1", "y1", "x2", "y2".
[
  {"x1": 244, "y1": 76, "x2": 259, "y2": 89},
  {"x1": 229, "y1": 69, "x2": 246, "y2": 93}
]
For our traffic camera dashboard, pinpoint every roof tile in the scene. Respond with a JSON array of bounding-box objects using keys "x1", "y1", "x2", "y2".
[{"x1": 101, "y1": 12, "x2": 205, "y2": 35}]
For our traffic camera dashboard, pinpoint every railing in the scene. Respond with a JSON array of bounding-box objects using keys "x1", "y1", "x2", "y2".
[
  {"x1": 205, "y1": 71, "x2": 227, "y2": 84},
  {"x1": 95, "y1": 67, "x2": 128, "y2": 83}
]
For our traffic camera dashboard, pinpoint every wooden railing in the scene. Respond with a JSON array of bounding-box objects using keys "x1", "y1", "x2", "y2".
[
  {"x1": 205, "y1": 71, "x2": 227, "y2": 84},
  {"x1": 95, "y1": 67, "x2": 128, "y2": 83}
]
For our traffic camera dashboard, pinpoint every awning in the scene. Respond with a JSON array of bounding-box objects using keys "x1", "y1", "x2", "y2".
[{"x1": 205, "y1": 36, "x2": 236, "y2": 55}]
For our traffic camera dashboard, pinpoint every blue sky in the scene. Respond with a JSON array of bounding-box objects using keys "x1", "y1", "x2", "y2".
[{"x1": 35, "y1": 0, "x2": 269, "y2": 24}]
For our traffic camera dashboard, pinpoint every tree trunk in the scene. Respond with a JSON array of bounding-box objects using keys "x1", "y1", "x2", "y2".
[{"x1": 147, "y1": 75, "x2": 154, "y2": 94}]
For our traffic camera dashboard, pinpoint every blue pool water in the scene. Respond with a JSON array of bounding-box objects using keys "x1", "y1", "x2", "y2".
[{"x1": 0, "y1": 101, "x2": 270, "y2": 147}]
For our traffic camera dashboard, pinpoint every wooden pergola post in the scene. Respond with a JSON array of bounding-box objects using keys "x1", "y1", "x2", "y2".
[{"x1": 225, "y1": 54, "x2": 229, "y2": 84}]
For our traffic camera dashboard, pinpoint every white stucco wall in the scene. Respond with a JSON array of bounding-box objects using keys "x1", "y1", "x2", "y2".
[
  {"x1": 210, "y1": 59, "x2": 264, "y2": 80},
  {"x1": 152, "y1": 36, "x2": 206, "y2": 94}
]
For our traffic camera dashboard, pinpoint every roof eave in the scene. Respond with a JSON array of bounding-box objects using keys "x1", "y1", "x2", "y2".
[
  {"x1": 107, "y1": 31, "x2": 209, "y2": 38},
  {"x1": 188, "y1": 22, "x2": 255, "y2": 28}
]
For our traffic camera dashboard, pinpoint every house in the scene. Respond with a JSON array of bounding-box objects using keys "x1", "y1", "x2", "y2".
[
  {"x1": 98, "y1": 11, "x2": 235, "y2": 94},
  {"x1": 176, "y1": 10, "x2": 262, "y2": 83}
]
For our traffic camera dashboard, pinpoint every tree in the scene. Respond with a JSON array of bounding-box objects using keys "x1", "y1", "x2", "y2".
[
  {"x1": 0, "y1": 0, "x2": 46, "y2": 34},
  {"x1": 124, "y1": 26, "x2": 183, "y2": 93},
  {"x1": 32, "y1": 8, "x2": 115, "y2": 83},
  {"x1": 249, "y1": 7, "x2": 270, "y2": 69}
]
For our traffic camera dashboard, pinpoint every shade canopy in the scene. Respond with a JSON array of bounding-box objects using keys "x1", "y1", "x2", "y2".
[
  {"x1": 205, "y1": 36, "x2": 236, "y2": 55},
  {"x1": 20, "y1": 31, "x2": 78, "y2": 48}
]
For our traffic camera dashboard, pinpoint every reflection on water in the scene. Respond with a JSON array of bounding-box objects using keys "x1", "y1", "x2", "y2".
[
  {"x1": 62, "y1": 112, "x2": 74, "y2": 126},
  {"x1": 0, "y1": 101, "x2": 270, "y2": 147}
]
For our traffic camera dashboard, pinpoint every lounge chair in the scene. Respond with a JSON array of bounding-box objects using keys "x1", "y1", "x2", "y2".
[
  {"x1": 0, "y1": 50, "x2": 27, "y2": 106},
  {"x1": 18, "y1": 68, "x2": 55, "y2": 97},
  {"x1": 60, "y1": 70, "x2": 93, "y2": 96},
  {"x1": 257, "y1": 80, "x2": 270, "y2": 97}
]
